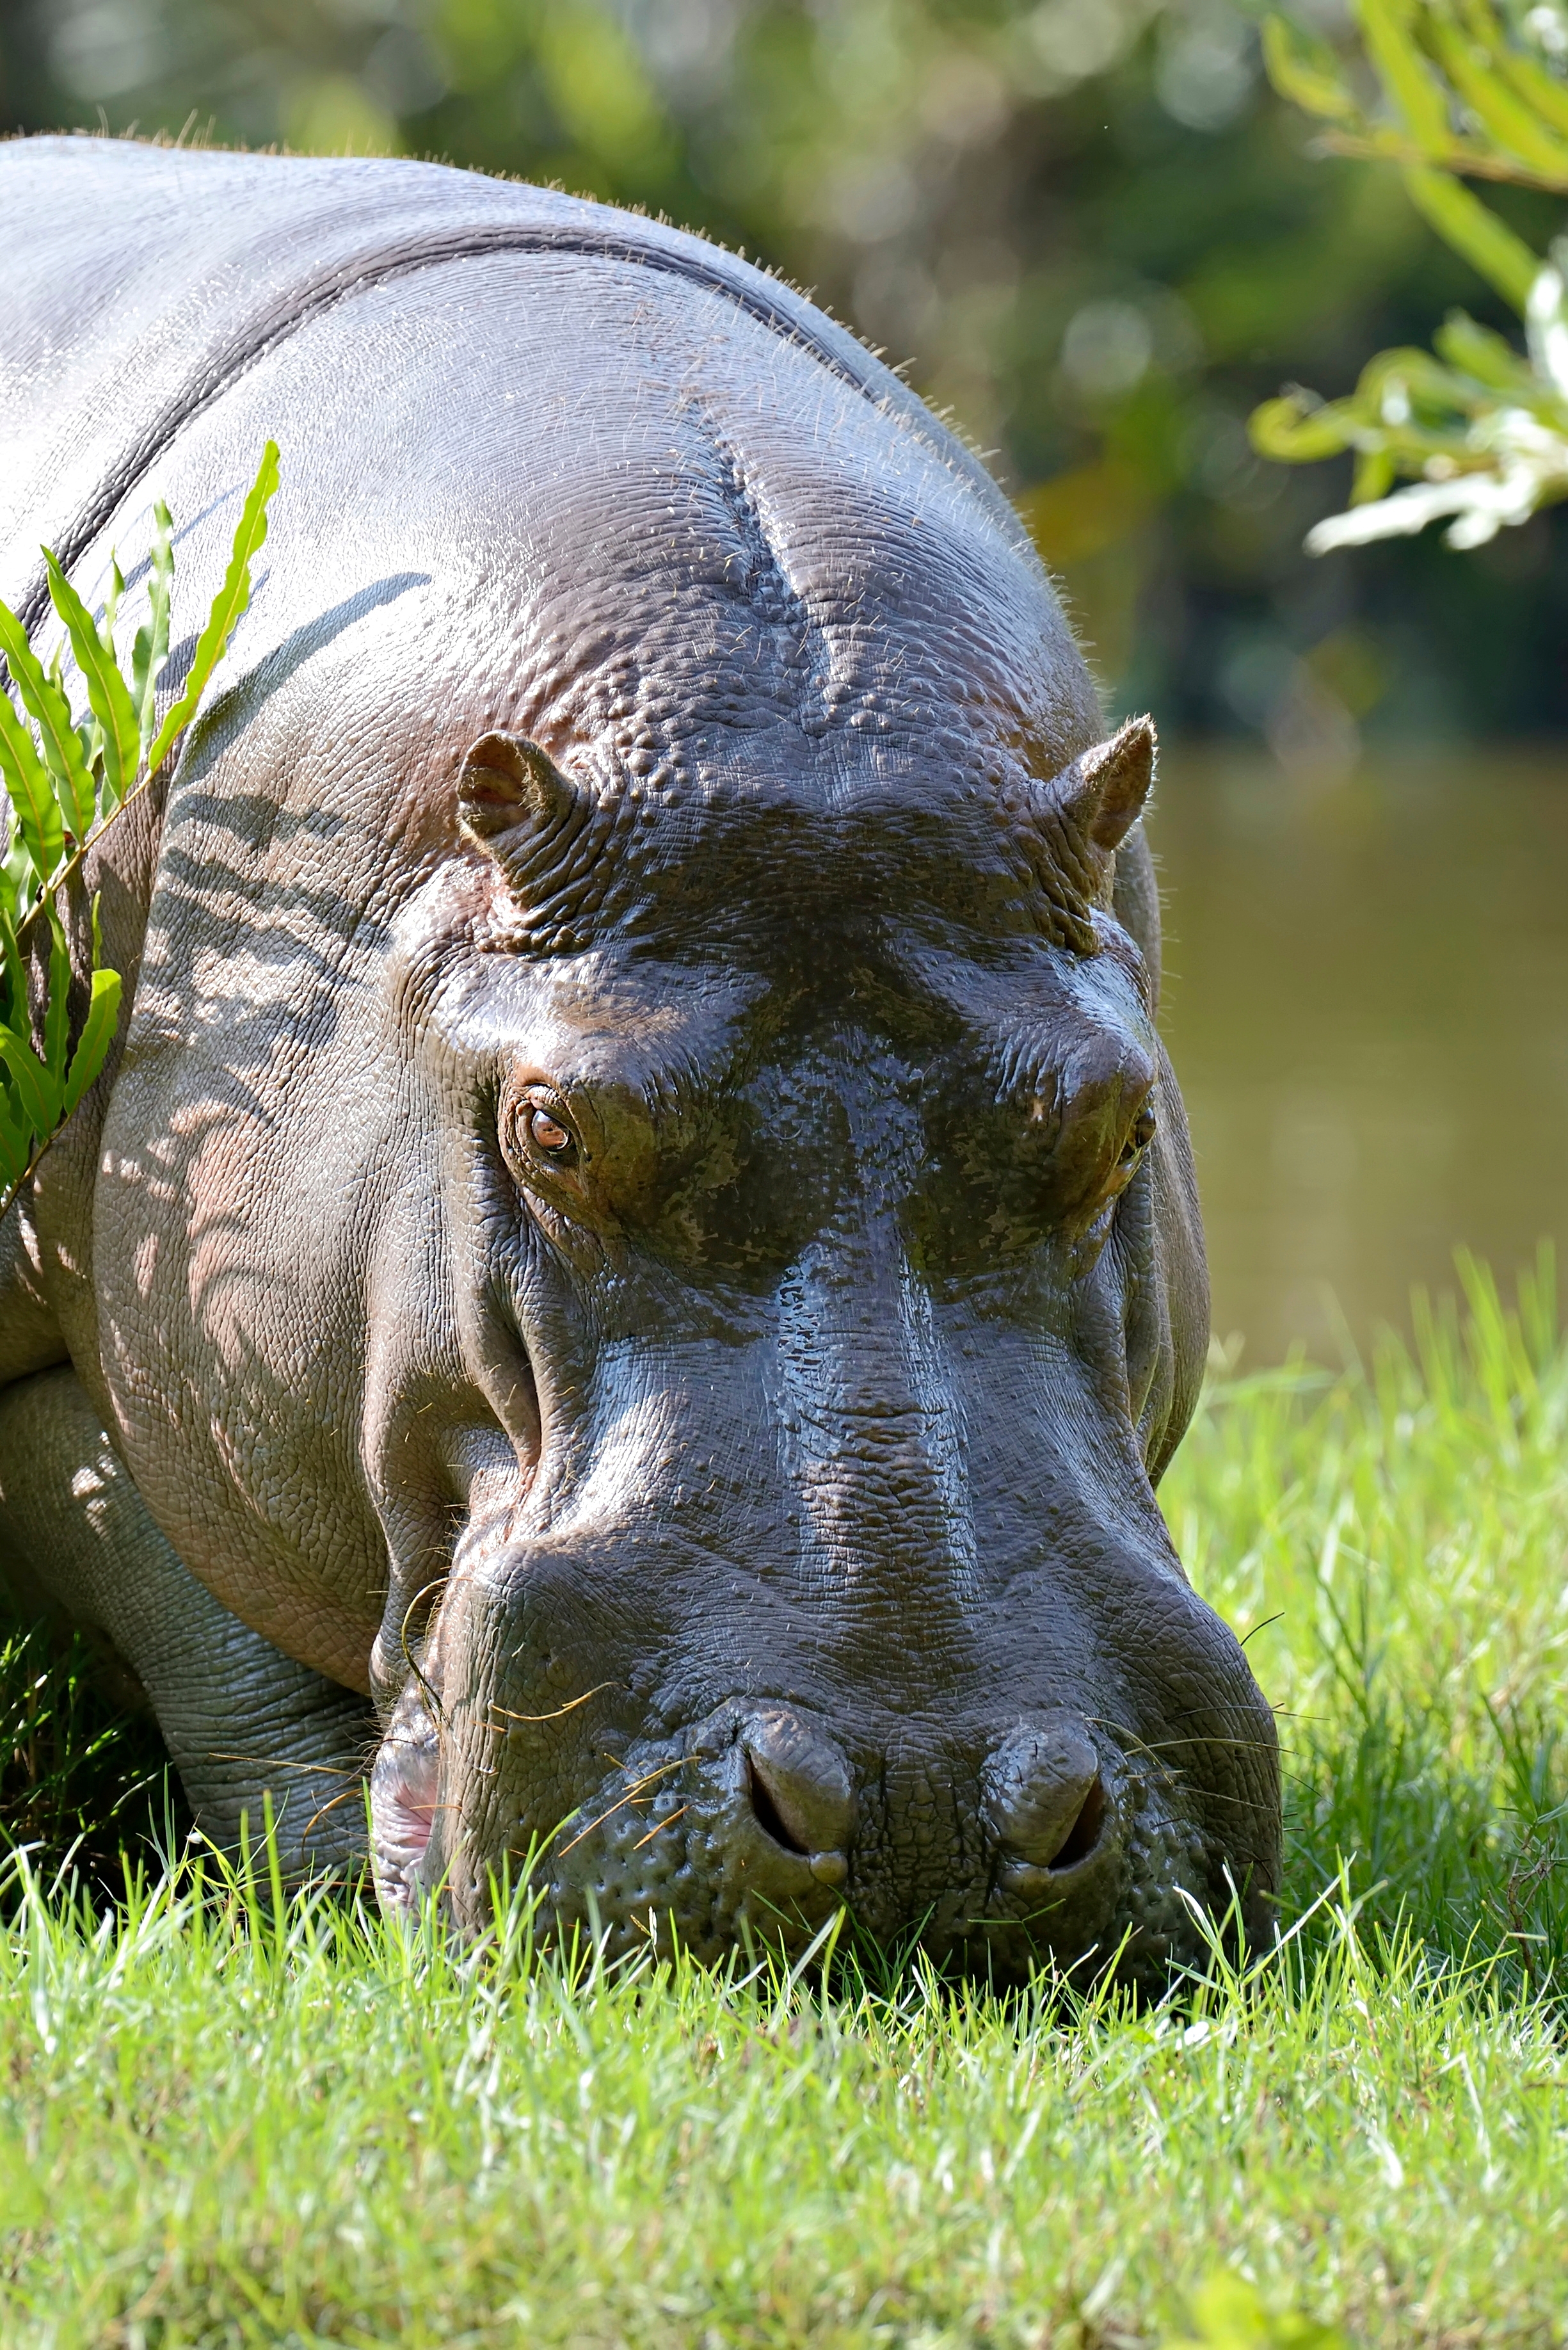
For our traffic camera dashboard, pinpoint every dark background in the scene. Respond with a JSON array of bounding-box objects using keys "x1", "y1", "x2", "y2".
[{"x1": 4, "y1": 0, "x2": 1568, "y2": 757}]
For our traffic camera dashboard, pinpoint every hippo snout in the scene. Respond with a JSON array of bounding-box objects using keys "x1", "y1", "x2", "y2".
[{"x1": 370, "y1": 1655, "x2": 1231, "y2": 1986}]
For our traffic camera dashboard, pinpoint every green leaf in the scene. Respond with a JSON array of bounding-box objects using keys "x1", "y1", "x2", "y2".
[
  {"x1": 0, "y1": 604, "x2": 97, "y2": 840},
  {"x1": 1249, "y1": 392, "x2": 1359, "y2": 462},
  {"x1": 61, "y1": 965, "x2": 122, "y2": 1118},
  {"x1": 0, "y1": 469, "x2": 273, "y2": 1216},
  {"x1": 42, "y1": 906, "x2": 70, "y2": 1082},
  {"x1": 1353, "y1": 446, "x2": 1398, "y2": 501},
  {"x1": 1168, "y1": 2267, "x2": 1350, "y2": 2350},
  {"x1": 1487, "y1": 25, "x2": 1568, "y2": 141},
  {"x1": 0, "y1": 692, "x2": 65, "y2": 886},
  {"x1": 132, "y1": 501, "x2": 173, "y2": 763},
  {"x1": 0, "y1": 841, "x2": 31, "y2": 936},
  {"x1": 1420, "y1": 12, "x2": 1568, "y2": 177},
  {"x1": 1433, "y1": 307, "x2": 1565, "y2": 410},
  {"x1": 147, "y1": 442, "x2": 279, "y2": 778},
  {"x1": 1357, "y1": 0, "x2": 1453, "y2": 150},
  {"x1": 1262, "y1": 16, "x2": 1363, "y2": 123},
  {"x1": 103, "y1": 554, "x2": 124, "y2": 647},
  {"x1": 0, "y1": 1021, "x2": 65, "y2": 1141},
  {"x1": 76, "y1": 716, "x2": 101, "y2": 785},
  {"x1": 1356, "y1": 341, "x2": 1482, "y2": 411},
  {"x1": 0, "y1": 900, "x2": 24, "y2": 1045},
  {"x1": 44, "y1": 552, "x2": 140, "y2": 813},
  {"x1": 1401, "y1": 163, "x2": 1540, "y2": 310},
  {"x1": 1467, "y1": 0, "x2": 1568, "y2": 141},
  {"x1": 0, "y1": 1090, "x2": 33, "y2": 1189},
  {"x1": 0, "y1": 695, "x2": 64, "y2": 888}
]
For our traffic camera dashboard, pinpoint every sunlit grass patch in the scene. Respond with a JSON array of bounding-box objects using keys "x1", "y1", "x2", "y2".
[
  {"x1": 1169, "y1": 1248, "x2": 1568, "y2": 1982},
  {"x1": 0, "y1": 1851, "x2": 1562, "y2": 2346}
]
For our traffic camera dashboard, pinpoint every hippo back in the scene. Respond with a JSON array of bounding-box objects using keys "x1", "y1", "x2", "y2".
[{"x1": 0, "y1": 136, "x2": 1028, "y2": 631}]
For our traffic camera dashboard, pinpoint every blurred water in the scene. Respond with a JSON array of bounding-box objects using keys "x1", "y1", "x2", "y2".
[{"x1": 1150, "y1": 746, "x2": 1568, "y2": 1363}]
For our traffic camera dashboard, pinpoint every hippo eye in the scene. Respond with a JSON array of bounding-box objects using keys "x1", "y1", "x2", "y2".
[
  {"x1": 527, "y1": 1106, "x2": 575, "y2": 1160},
  {"x1": 1116, "y1": 1107, "x2": 1156, "y2": 1174}
]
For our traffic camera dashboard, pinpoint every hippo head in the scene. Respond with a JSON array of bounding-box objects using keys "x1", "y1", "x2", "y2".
[
  {"x1": 362, "y1": 705, "x2": 1277, "y2": 1984},
  {"x1": 285, "y1": 249, "x2": 1288, "y2": 1981}
]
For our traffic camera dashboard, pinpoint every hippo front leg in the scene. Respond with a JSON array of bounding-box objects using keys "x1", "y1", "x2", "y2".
[{"x1": 0, "y1": 1369, "x2": 374, "y2": 1876}]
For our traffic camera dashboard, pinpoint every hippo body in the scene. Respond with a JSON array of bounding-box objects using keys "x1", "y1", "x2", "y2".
[{"x1": 0, "y1": 135, "x2": 1277, "y2": 1977}]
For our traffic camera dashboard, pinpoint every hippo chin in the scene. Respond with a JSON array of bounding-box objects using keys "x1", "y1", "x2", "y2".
[{"x1": 0, "y1": 136, "x2": 1278, "y2": 1984}]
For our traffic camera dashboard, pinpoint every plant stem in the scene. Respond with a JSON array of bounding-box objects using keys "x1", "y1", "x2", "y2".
[{"x1": 1312, "y1": 128, "x2": 1568, "y2": 193}]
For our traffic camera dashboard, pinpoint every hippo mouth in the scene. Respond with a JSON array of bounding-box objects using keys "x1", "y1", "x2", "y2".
[
  {"x1": 368, "y1": 1698, "x2": 442, "y2": 1920},
  {"x1": 368, "y1": 1692, "x2": 863, "y2": 1944}
]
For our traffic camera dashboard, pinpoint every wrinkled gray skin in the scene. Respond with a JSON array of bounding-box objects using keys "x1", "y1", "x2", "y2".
[{"x1": 0, "y1": 137, "x2": 1278, "y2": 1982}]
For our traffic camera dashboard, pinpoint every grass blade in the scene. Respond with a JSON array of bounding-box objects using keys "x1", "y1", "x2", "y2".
[
  {"x1": 146, "y1": 444, "x2": 278, "y2": 778},
  {"x1": 44, "y1": 552, "x2": 140, "y2": 812}
]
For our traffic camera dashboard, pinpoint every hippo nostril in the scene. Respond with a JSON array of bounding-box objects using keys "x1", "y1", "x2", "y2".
[
  {"x1": 746, "y1": 1756, "x2": 811, "y2": 1856},
  {"x1": 738, "y1": 1706, "x2": 855, "y2": 1863},
  {"x1": 1044, "y1": 1771, "x2": 1107, "y2": 1871},
  {"x1": 983, "y1": 1716, "x2": 1112, "y2": 1875}
]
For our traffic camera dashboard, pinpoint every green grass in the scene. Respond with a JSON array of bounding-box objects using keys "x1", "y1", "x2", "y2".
[
  {"x1": 2, "y1": 1253, "x2": 1567, "y2": 2346},
  {"x1": 1173, "y1": 1251, "x2": 1568, "y2": 1990}
]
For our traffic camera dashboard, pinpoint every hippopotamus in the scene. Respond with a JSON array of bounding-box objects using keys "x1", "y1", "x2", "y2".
[{"x1": 0, "y1": 134, "x2": 1277, "y2": 1980}]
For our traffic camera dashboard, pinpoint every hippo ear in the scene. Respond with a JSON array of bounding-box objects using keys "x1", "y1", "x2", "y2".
[
  {"x1": 456, "y1": 730, "x2": 604, "y2": 928},
  {"x1": 458, "y1": 730, "x2": 589, "y2": 849},
  {"x1": 1053, "y1": 715, "x2": 1156, "y2": 852},
  {"x1": 456, "y1": 731, "x2": 614, "y2": 949}
]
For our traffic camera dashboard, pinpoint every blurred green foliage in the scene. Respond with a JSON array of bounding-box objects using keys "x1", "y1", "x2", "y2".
[
  {"x1": 6, "y1": 0, "x2": 1568, "y2": 752},
  {"x1": 1254, "y1": 3, "x2": 1568, "y2": 557}
]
